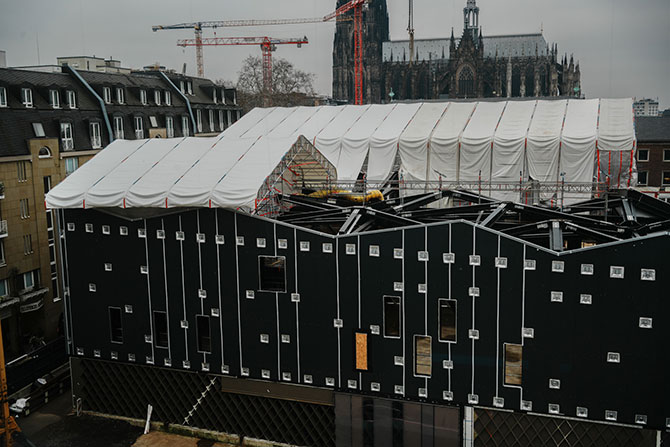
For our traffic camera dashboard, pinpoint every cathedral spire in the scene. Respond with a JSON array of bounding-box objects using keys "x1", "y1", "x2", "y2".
[{"x1": 463, "y1": 0, "x2": 480, "y2": 41}]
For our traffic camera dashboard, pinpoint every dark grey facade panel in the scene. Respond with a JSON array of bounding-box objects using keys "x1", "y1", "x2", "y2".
[{"x1": 62, "y1": 207, "x2": 670, "y2": 431}]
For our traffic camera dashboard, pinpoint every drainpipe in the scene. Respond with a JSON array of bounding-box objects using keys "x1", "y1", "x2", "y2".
[
  {"x1": 157, "y1": 71, "x2": 196, "y2": 132},
  {"x1": 62, "y1": 64, "x2": 114, "y2": 144}
]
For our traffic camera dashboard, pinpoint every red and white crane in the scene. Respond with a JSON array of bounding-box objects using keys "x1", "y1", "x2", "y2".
[{"x1": 153, "y1": 0, "x2": 369, "y2": 104}]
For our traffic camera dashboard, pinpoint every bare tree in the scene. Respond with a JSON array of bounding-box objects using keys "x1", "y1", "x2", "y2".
[{"x1": 236, "y1": 56, "x2": 316, "y2": 110}]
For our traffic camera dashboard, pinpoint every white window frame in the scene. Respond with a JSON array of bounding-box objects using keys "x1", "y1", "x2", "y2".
[
  {"x1": 664, "y1": 149, "x2": 670, "y2": 162},
  {"x1": 182, "y1": 116, "x2": 190, "y2": 137},
  {"x1": 114, "y1": 116, "x2": 124, "y2": 139},
  {"x1": 165, "y1": 90, "x2": 171, "y2": 106},
  {"x1": 179, "y1": 80, "x2": 185, "y2": 94},
  {"x1": 134, "y1": 116, "x2": 144, "y2": 139},
  {"x1": 187, "y1": 81, "x2": 193, "y2": 95},
  {"x1": 637, "y1": 171, "x2": 648, "y2": 186},
  {"x1": 103, "y1": 87, "x2": 112, "y2": 104},
  {"x1": 67, "y1": 90, "x2": 76, "y2": 108},
  {"x1": 154, "y1": 90, "x2": 161, "y2": 105},
  {"x1": 663, "y1": 171, "x2": 670, "y2": 186},
  {"x1": 23, "y1": 270, "x2": 36, "y2": 291},
  {"x1": 21, "y1": 88, "x2": 33, "y2": 107},
  {"x1": 50, "y1": 89, "x2": 60, "y2": 108},
  {"x1": 636, "y1": 148, "x2": 649, "y2": 162},
  {"x1": 166, "y1": 116, "x2": 174, "y2": 138},
  {"x1": 0, "y1": 279, "x2": 7, "y2": 297},
  {"x1": 196, "y1": 109, "x2": 203, "y2": 133},
  {"x1": 90, "y1": 122, "x2": 102, "y2": 148},
  {"x1": 213, "y1": 89, "x2": 217, "y2": 104},
  {"x1": 208, "y1": 109, "x2": 214, "y2": 132},
  {"x1": 219, "y1": 110, "x2": 225, "y2": 131},
  {"x1": 116, "y1": 87, "x2": 124, "y2": 104},
  {"x1": 0, "y1": 241, "x2": 5, "y2": 267},
  {"x1": 0, "y1": 86, "x2": 6, "y2": 107},
  {"x1": 65, "y1": 157, "x2": 79, "y2": 175},
  {"x1": 60, "y1": 122, "x2": 74, "y2": 150},
  {"x1": 149, "y1": 116, "x2": 158, "y2": 128},
  {"x1": 140, "y1": 89, "x2": 147, "y2": 105},
  {"x1": 227, "y1": 110, "x2": 232, "y2": 128},
  {"x1": 221, "y1": 89, "x2": 226, "y2": 105}
]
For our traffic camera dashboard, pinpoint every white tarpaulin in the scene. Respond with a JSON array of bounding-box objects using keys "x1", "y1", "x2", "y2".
[
  {"x1": 429, "y1": 102, "x2": 476, "y2": 183},
  {"x1": 459, "y1": 102, "x2": 506, "y2": 182},
  {"x1": 597, "y1": 98, "x2": 636, "y2": 188},
  {"x1": 398, "y1": 103, "x2": 449, "y2": 181},
  {"x1": 338, "y1": 104, "x2": 396, "y2": 181},
  {"x1": 527, "y1": 100, "x2": 566, "y2": 187},
  {"x1": 46, "y1": 99, "x2": 637, "y2": 211},
  {"x1": 314, "y1": 105, "x2": 370, "y2": 166},
  {"x1": 367, "y1": 103, "x2": 421, "y2": 182}
]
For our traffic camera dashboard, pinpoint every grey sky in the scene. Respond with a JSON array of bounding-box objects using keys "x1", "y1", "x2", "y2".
[{"x1": 1, "y1": 0, "x2": 668, "y2": 108}]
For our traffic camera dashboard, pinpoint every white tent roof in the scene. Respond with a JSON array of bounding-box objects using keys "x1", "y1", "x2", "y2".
[{"x1": 46, "y1": 98, "x2": 637, "y2": 211}]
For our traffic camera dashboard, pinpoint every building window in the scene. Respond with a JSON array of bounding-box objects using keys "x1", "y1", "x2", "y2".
[
  {"x1": 664, "y1": 149, "x2": 670, "y2": 162},
  {"x1": 219, "y1": 110, "x2": 225, "y2": 131},
  {"x1": 134, "y1": 116, "x2": 144, "y2": 139},
  {"x1": 637, "y1": 149, "x2": 649, "y2": 162},
  {"x1": 355, "y1": 332, "x2": 369, "y2": 371},
  {"x1": 187, "y1": 81, "x2": 193, "y2": 95},
  {"x1": 414, "y1": 335, "x2": 432, "y2": 377},
  {"x1": 383, "y1": 295, "x2": 401, "y2": 338},
  {"x1": 179, "y1": 80, "x2": 185, "y2": 94},
  {"x1": 20, "y1": 198, "x2": 30, "y2": 219},
  {"x1": 153, "y1": 311, "x2": 169, "y2": 348},
  {"x1": 21, "y1": 88, "x2": 33, "y2": 107},
  {"x1": 663, "y1": 171, "x2": 670, "y2": 186},
  {"x1": 258, "y1": 256, "x2": 286, "y2": 292},
  {"x1": 109, "y1": 307, "x2": 124, "y2": 343},
  {"x1": 504, "y1": 344, "x2": 523, "y2": 385},
  {"x1": 116, "y1": 87, "x2": 124, "y2": 104},
  {"x1": 23, "y1": 235, "x2": 33, "y2": 255},
  {"x1": 227, "y1": 110, "x2": 232, "y2": 128},
  {"x1": 65, "y1": 157, "x2": 79, "y2": 176},
  {"x1": 438, "y1": 299, "x2": 457, "y2": 342},
  {"x1": 196, "y1": 315, "x2": 211, "y2": 353},
  {"x1": 458, "y1": 66, "x2": 475, "y2": 97},
  {"x1": 166, "y1": 116, "x2": 174, "y2": 138},
  {"x1": 638, "y1": 171, "x2": 648, "y2": 186},
  {"x1": 49, "y1": 89, "x2": 60, "y2": 108},
  {"x1": 32, "y1": 122, "x2": 45, "y2": 137},
  {"x1": 208, "y1": 110, "x2": 214, "y2": 132},
  {"x1": 148, "y1": 116, "x2": 158, "y2": 128},
  {"x1": 154, "y1": 90, "x2": 161, "y2": 105},
  {"x1": 38, "y1": 147, "x2": 52, "y2": 159},
  {"x1": 114, "y1": 116, "x2": 124, "y2": 139},
  {"x1": 0, "y1": 241, "x2": 5, "y2": 267},
  {"x1": 90, "y1": 122, "x2": 102, "y2": 148},
  {"x1": 60, "y1": 122, "x2": 74, "y2": 150},
  {"x1": 23, "y1": 270, "x2": 37, "y2": 290},
  {"x1": 0, "y1": 279, "x2": 7, "y2": 297},
  {"x1": 165, "y1": 90, "x2": 171, "y2": 106},
  {"x1": 0, "y1": 86, "x2": 6, "y2": 107},
  {"x1": 17, "y1": 161, "x2": 27, "y2": 182},
  {"x1": 140, "y1": 89, "x2": 147, "y2": 105},
  {"x1": 43, "y1": 175, "x2": 51, "y2": 194},
  {"x1": 196, "y1": 109, "x2": 203, "y2": 133},
  {"x1": 213, "y1": 89, "x2": 217, "y2": 104},
  {"x1": 182, "y1": 116, "x2": 190, "y2": 137},
  {"x1": 103, "y1": 87, "x2": 112, "y2": 104},
  {"x1": 67, "y1": 90, "x2": 76, "y2": 108}
]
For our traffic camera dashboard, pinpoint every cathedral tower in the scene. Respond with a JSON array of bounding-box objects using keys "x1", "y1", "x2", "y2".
[
  {"x1": 332, "y1": 0, "x2": 389, "y2": 103},
  {"x1": 463, "y1": 0, "x2": 480, "y2": 42}
]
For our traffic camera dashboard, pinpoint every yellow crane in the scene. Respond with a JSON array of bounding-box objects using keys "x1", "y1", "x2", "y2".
[{"x1": 0, "y1": 320, "x2": 21, "y2": 446}]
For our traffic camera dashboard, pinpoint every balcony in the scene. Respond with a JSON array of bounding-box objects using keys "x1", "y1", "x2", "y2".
[{"x1": 0, "y1": 220, "x2": 7, "y2": 238}]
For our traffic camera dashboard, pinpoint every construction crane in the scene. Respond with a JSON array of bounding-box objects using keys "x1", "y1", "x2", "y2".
[
  {"x1": 152, "y1": 0, "x2": 369, "y2": 104},
  {"x1": 408, "y1": 0, "x2": 415, "y2": 65},
  {"x1": 0, "y1": 320, "x2": 21, "y2": 446},
  {"x1": 177, "y1": 36, "x2": 308, "y2": 106}
]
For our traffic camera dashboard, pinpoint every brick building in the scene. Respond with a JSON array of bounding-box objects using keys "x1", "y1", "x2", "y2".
[
  {"x1": 0, "y1": 63, "x2": 242, "y2": 359},
  {"x1": 634, "y1": 116, "x2": 670, "y2": 188}
]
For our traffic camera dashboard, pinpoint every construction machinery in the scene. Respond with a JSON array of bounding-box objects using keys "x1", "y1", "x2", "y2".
[
  {"x1": 152, "y1": 0, "x2": 369, "y2": 104},
  {"x1": 177, "y1": 36, "x2": 309, "y2": 106},
  {"x1": 0, "y1": 320, "x2": 21, "y2": 446}
]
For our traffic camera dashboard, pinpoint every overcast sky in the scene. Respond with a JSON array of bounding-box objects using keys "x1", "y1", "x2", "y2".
[{"x1": 1, "y1": 0, "x2": 668, "y2": 108}]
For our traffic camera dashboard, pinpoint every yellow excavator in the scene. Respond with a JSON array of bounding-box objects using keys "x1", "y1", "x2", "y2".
[
  {"x1": 307, "y1": 188, "x2": 384, "y2": 203},
  {"x1": 0, "y1": 320, "x2": 21, "y2": 446}
]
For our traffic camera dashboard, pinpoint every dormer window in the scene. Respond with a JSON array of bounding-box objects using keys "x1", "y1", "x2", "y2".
[
  {"x1": 60, "y1": 122, "x2": 74, "y2": 150},
  {"x1": 179, "y1": 80, "x2": 185, "y2": 94},
  {"x1": 154, "y1": 90, "x2": 161, "y2": 105},
  {"x1": 140, "y1": 89, "x2": 147, "y2": 105},
  {"x1": 116, "y1": 87, "x2": 124, "y2": 104},
  {"x1": 165, "y1": 91, "x2": 171, "y2": 106},
  {"x1": 21, "y1": 88, "x2": 33, "y2": 107},
  {"x1": 187, "y1": 81, "x2": 193, "y2": 95},
  {"x1": 221, "y1": 89, "x2": 226, "y2": 105},
  {"x1": 67, "y1": 90, "x2": 76, "y2": 108},
  {"x1": 213, "y1": 89, "x2": 217, "y2": 104},
  {"x1": 103, "y1": 87, "x2": 112, "y2": 104},
  {"x1": 50, "y1": 89, "x2": 60, "y2": 108},
  {"x1": 0, "y1": 87, "x2": 7, "y2": 107}
]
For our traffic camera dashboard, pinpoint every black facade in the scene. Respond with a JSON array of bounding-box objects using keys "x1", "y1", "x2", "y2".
[{"x1": 60, "y1": 206, "x2": 670, "y2": 434}]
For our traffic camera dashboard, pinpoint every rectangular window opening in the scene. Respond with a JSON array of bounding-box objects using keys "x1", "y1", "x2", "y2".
[
  {"x1": 383, "y1": 295, "x2": 401, "y2": 338},
  {"x1": 153, "y1": 311, "x2": 168, "y2": 348},
  {"x1": 439, "y1": 299, "x2": 457, "y2": 342},
  {"x1": 109, "y1": 307, "x2": 123, "y2": 343},
  {"x1": 258, "y1": 256, "x2": 286, "y2": 292},
  {"x1": 355, "y1": 332, "x2": 368, "y2": 371},
  {"x1": 196, "y1": 315, "x2": 211, "y2": 353},
  {"x1": 414, "y1": 335, "x2": 432, "y2": 377},
  {"x1": 504, "y1": 343, "x2": 523, "y2": 386}
]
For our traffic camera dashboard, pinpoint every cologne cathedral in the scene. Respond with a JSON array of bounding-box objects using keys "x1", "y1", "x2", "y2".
[{"x1": 332, "y1": 0, "x2": 582, "y2": 103}]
